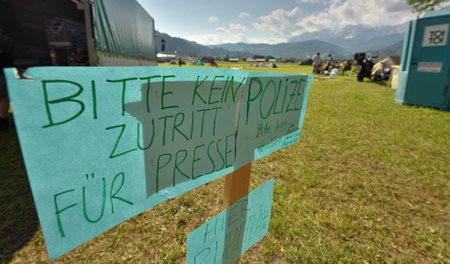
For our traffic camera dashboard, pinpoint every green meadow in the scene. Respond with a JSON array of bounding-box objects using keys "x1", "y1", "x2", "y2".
[{"x1": 1, "y1": 62, "x2": 449, "y2": 263}]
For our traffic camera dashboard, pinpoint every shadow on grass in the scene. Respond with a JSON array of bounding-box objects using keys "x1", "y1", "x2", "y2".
[
  {"x1": 0, "y1": 114, "x2": 39, "y2": 263},
  {"x1": 369, "y1": 80, "x2": 390, "y2": 87}
]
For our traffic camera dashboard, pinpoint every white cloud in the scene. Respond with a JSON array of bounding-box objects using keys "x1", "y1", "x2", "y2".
[
  {"x1": 250, "y1": 0, "x2": 416, "y2": 40},
  {"x1": 294, "y1": 12, "x2": 334, "y2": 33},
  {"x1": 252, "y1": 7, "x2": 304, "y2": 37},
  {"x1": 183, "y1": 33, "x2": 246, "y2": 45},
  {"x1": 437, "y1": 2, "x2": 450, "y2": 9},
  {"x1": 182, "y1": 0, "x2": 418, "y2": 45},
  {"x1": 296, "y1": 0, "x2": 321, "y2": 3},
  {"x1": 239, "y1": 12, "x2": 250, "y2": 18},
  {"x1": 246, "y1": 37, "x2": 288, "y2": 44},
  {"x1": 216, "y1": 27, "x2": 227, "y2": 33},
  {"x1": 208, "y1": 16, "x2": 219, "y2": 22},
  {"x1": 182, "y1": 27, "x2": 248, "y2": 45},
  {"x1": 329, "y1": 0, "x2": 416, "y2": 26},
  {"x1": 230, "y1": 23, "x2": 248, "y2": 32},
  {"x1": 252, "y1": 7, "x2": 335, "y2": 37}
]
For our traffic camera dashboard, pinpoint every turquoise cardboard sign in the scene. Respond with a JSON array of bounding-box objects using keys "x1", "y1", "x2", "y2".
[
  {"x1": 187, "y1": 178, "x2": 274, "y2": 264},
  {"x1": 235, "y1": 74, "x2": 311, "y2": 168},
  {"x1": 4, "y1": 66, "x2": 311, "y2": 260}
]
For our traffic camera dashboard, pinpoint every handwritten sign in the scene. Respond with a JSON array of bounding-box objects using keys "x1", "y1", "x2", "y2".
[
  {"x1": 187, "y1": 178, "x2": 273, "y2": 264},
  {"x1": 4, "y1": 66, "x2": 312, "y2": 260}
]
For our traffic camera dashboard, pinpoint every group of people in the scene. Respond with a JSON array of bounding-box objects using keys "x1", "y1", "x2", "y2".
[{"x1": 311, "y1": 52, "x2": 352, "y2": 75}]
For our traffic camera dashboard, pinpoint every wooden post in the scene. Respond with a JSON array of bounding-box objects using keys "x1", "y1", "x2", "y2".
[
  {"x1": 223, "y1": 163, "x2": 252, "y2": 263},
  {"x1": 224, "y1": 163, "x2": 252, "y2": 207}
]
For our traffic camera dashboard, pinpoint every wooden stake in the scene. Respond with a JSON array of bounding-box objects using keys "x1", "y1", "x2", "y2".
[
  {"x1": 223, "y1": 163, "x2": 252, "y2": 264},
  {"x1": 224, "y1": 163, "x2": 252, "y2": 207}
]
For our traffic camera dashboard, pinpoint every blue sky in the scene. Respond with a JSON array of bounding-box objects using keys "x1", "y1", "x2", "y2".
[{"x1": 137, "y1": 0, "x2": 420, "y2": 45}]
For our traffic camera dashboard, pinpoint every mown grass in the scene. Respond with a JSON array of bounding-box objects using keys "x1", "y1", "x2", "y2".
[{"x1": 0, "y1": 63, "x2": 449, "y2": 263}]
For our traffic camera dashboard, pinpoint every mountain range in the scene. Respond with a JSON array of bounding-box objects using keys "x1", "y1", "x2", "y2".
[
  {"x1": 209, "y1": 41, "x2": 348, "y2": 58},
  {"x1": 155, "y1": 23, "x2": 407, "y2": 59},
  {"x1": 156, "y1": 32, "x2": 253, "y2": 58},
  {"x1": 288, "y1": 23, "x2": 406, "y2": 53}
]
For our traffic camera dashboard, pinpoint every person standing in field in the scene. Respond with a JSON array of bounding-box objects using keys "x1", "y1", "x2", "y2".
[
  {"x1": 325, "y1": 54, "x2": 333, "y2": 71},
  {"x1": 312, "y1": 52, "x2": 320, "y2": 74}
]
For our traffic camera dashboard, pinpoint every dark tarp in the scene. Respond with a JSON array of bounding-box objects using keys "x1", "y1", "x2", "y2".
[
  {"x1": 93, "y1": 0, "x2": 156, "y2": 60},
  {"x1": 299, "y1": 58, "x2": 313, "y2": 65}
]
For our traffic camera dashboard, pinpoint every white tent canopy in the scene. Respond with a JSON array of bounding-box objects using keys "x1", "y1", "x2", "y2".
[{"x1": 372, "y1": 57, "x2": 400, "y2": 76}]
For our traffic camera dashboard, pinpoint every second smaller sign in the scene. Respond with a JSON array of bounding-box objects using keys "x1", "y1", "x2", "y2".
[{"x1": 186, "y1": 178, "x2": 274, "y2": 264}]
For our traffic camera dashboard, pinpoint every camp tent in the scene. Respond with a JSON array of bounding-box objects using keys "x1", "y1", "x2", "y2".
[
  {"x1": 372, "y1": 56, "x2": 400, "y2": 76},
  {"x1": 210, "y1": 60, "x2": 218, "y2": 67},
  {"x1": 299, "y1": 58, "x2": 313, "y2": 65},
  {"x1": 267, "y1": 63, "x2": 277, "y2": 68},
  {"x1": 193, "y1": 60, "x2": 204, "y2": 66},
  {"x1": 170, "y1": 59, "x2": 186, "y2": 65}
]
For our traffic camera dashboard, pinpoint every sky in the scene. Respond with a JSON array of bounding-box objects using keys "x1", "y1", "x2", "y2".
[{"x1": 137, "y1": 0, "x2": 420, "y2": 45}]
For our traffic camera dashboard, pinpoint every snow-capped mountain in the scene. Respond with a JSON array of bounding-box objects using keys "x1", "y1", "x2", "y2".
[{"x1": 288, "y1": 23, "x2": 407, "y2": 53}]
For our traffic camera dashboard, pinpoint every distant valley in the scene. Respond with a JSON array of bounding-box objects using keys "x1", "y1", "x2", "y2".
[{"x1": 155, "y1": 23, "x2": 406, "y2": 59}]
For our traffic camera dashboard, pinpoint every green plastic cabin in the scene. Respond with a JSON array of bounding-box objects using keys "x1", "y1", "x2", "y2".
[{"x1": 396, "y1": 9, "x2": 450, "y2": 110}]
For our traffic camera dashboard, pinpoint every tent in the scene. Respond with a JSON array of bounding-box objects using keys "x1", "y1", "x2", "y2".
[
  {"x1": 193, "y1": 60, "x2": 204, "y2": 66},
  {"x1": 210, "y1": 60, "x2": 218, "y2": 67},
  {"x1": 252, "y1": 62, "x2": 266, "y2": 67},
  {"x1": 299, "y1": 58, "x2": 313, "y2": 65},
  {"x1": 267, "y1": 63, "x2": 277, "y2": 68},
  {"x1": 371, "y1": 56, "x2": 400, "y2": 76},
  {"x1": 170, "y1": 59, "x2": 186, "y2": 65}
]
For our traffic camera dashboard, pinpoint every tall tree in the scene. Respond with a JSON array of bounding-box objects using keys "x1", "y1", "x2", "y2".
[{"x1": 407, "y1": 0, "x2": 448, "y2": 13}]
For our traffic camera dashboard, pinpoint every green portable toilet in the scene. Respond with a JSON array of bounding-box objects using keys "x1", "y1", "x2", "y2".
[{"x1": 396, "y1": 9, "x2": 450, "y2": 110}]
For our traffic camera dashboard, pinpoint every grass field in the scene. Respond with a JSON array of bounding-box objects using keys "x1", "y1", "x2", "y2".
[{"x1": 1, "y1": 62, "x2": 449, "y2": 263}]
